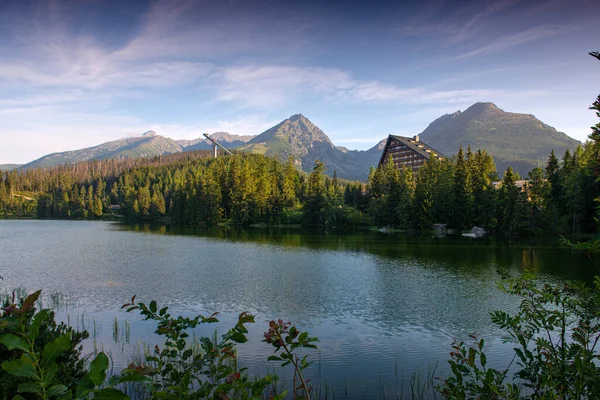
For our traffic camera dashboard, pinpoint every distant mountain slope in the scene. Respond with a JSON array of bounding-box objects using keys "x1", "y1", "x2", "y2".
[
  {"x1": 342, "y1": 139, "x2": 387, "y2": 170},
  {"x1": 22, "y1": 131, "x2": 182, "y2": 169},
  {"x1": 13, "y1": 103, "x2": 576, "y2": 179},
  {"x1": 177, "y1": 132, "x2": 254, "y2": 151},
  {"x1": 0, "y1": 164, "x2": 22, "y2": 171},
  {"x1": 419, "y1": 102, "x2": 581, "y2": 176},
  {"x1": 20, "y1": 131, "x2": 252, "y2": 170},
  {"x1": 240, "y1": 114, "x2": 370, "y2": 180}
]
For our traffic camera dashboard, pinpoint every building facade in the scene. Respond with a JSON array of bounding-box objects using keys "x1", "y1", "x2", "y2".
[{"x1": 378, "y1": 135, "x2": 445, "y2": 172}]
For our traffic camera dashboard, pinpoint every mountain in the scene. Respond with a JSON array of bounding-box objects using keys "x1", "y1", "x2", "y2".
[
  {"x1": 177, "y1": 132, "x2": 254, "y2": 151},
  {"x1": 342, "y1": 139, "x2": 387, "y2": 169},
  {"x1": 419, "y1": 102, "x2": 581, "y2": 176},
  {"x1": 240, "y1": 114, "x2": 370, "y2": 180},
  {"x1": 13, "y1": 103, "x2": 579, "y2": 180},
  {"x1": 22, "y1": 132, "x2": 182, "y2": 169},
  {"x1": 20, "y1": 131, "x2": 253, "y2": 170},
  {"x1": 0, "y1": 164, "x2": 22, "y2": 171},
  {"x1": 15, "y1": 116, "x2": 378, "y2": 179}
]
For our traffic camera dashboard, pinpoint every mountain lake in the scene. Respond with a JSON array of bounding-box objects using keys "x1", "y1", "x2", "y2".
[{"x1": 0, "y1": 220, "x2": 596, "y2": 398}]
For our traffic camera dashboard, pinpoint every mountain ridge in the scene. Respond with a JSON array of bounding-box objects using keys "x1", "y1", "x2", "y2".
[
  {"x1": 13, "y1": 102, "x2": 581, "y2": 179},
  {"x1": 0, "y1": 164, "x2": 22, "y2": 171},
  {"x1": 419, "y1": 102, "x2": 581, "y2": 175},
  {"x1": 241, "y1": 114, "x2": 368, "y2": 179}
]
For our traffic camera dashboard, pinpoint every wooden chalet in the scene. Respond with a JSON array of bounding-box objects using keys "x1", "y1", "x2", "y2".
[{"x1": 378, "y1": 135, "x2": 445, "y2": 172}]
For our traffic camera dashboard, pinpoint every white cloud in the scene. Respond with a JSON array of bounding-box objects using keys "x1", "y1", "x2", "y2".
[
  {"x1": 0, "y1": 56, "x2": 213, "y2": 89},
  {"x1": 215, "y1": 64, "x2": 552, "y2": 108},
  {"x1": 147, "y1": 115, "x2": 277, "y2": 138},
  {"x1": 457, "y1": 26, "x2": 562, "y2": 59},
  {"x1": 215, "y1": 65, "x2": 354, "y2": 107},
  {"x1": 0, "y1": 107, "x2": 148, "y2": 163}
]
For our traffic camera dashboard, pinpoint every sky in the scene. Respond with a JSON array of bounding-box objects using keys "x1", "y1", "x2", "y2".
[{"x1": 0, "y1": 0, "x2": 598, "y2": 164}]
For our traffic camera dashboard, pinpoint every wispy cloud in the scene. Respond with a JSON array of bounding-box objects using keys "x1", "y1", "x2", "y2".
[
  {"x1": 457, "y1": 26, "x2": 563, "y2": 59},
  {"x1": 0, "y1": 108, "x2": 147, "y2": 163},
  {"x1": 0, "y1": 91, "x2": 86, "y2": 107},
  {"x1": 215, "y1": 64, "x2": 549, "y2": 107},
  {"x1": 449, "y1": 0, "x2": 518, "y2": 44},
  {"x1": 147, "y1": 114, "x2": 278, "y2": 138},
  {"x1": 0, "y1": 0, "x2": 594, "y2": 163}
]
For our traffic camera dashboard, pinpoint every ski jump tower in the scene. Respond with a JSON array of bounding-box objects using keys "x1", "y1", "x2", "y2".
[{"x1": 203, "y1": 133, "x2": 234, "y2": 158}]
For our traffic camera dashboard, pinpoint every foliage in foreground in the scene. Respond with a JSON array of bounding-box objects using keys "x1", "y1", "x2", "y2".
[
  {"x1": 0, "y1": 291, "x2": 319, "y2": 400},
  {"x1": 0, "y1": 290, "x2": 123, "y2": 399},
  {"x1": 438, "y1": 51, "x2": 600, "y2": 398},
  {"x1": 438, "y1": 268, "x2": 600, "y2": 399}
]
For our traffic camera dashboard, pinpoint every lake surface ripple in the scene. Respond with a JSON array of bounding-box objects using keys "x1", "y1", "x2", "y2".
[{"x1": 0, "y1": 220, "x2": 594, "y2": 398}]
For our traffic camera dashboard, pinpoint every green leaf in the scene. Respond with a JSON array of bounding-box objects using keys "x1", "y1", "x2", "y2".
[
  {"x1": 47, "y1": 384, "x2": 69, "y2": 398},
  {"x1": 44, "y1": 363, "x2": 58, "y2": 385},
  {"x1": 267, "y1": 356, "x2": 281, "y2": 361},
  {"x1": 17, "y1": 382, "x2": 42, "y2": 394},
  {"x1": 89, "y1": 352, "x2": 109, "y2": 386},
  {"x1": 0, "y1": 334, "x2": 29, "y2": 352},
  {"x1": 0, "y1": 319, "x2": 18, "y2": 330},
  {"x1": 21, "y1": 290, "x2": 42, "y2": 313},
  {"x1": 149, "y1": 301, "x2": 157, "y2": 314},
  {"x1": 480, "y1": 351, "x2": 487, "y2": 367},
  {"x1": 159, "y1": 307, "x2": 168, "y2": 316},
  {"x1": 11, "y1": 395, "x2": 26, "y2": 400},
  {"x1": 230, "y1": 332, "x2": 248, "y2": 343},
  {"x1": 91, "y1": 388, "x2": 129, "y2": 399},
  {"x1": 41, "y1": 333, "x2": 72, "y2": 368},
  {"x1": 29, "y1": 309, "x2": 51, "y2": 342},
  {"x1": 75, "y1": 373, "x2": 94, "y2": 394},
  {"x1": 57, "y1": 392, "x2": 73, "y2": 400},
  {"x1": 298, "y1": 332, "x2": 308, "y2": 343},
  {"x1": 467, "y1": 347, "x2": 476, "y2": 366},
  {"x1": 2, "y1": 356, "x2": 37, "y2": 378},
  {"x1": 182, "y1": 349, "x2": 193, "y2": 360}
]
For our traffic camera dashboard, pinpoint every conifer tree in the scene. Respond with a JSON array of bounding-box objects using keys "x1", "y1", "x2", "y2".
[{"x1": 303, "y1": 160, "x2": 327, "y2": 229}]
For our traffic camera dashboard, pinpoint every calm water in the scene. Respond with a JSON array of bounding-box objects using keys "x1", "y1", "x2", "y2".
[{"x1": 0, "y1": 220, "x2": 596, "y2": 398}]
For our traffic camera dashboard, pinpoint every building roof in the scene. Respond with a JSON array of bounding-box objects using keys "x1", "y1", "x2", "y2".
[
  {"x1": 492, "y1": 180, "x2": 528, "y2": 190},
  {"x1": 378, "y1": 135, "x2": 446, "y2": 167}
]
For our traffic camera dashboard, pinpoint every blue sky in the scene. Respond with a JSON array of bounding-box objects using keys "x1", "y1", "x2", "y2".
[{"x1": 0, "y1": 0, "x2": 598, "y2": 164}]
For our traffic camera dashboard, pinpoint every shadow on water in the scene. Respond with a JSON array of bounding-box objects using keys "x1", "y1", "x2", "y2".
[
  {"x1": 116, "y1": 222, "x2": 598, "y2": 284},
  {"x1": 4, "y1": 220, "x2": 597, "y2": 399}
]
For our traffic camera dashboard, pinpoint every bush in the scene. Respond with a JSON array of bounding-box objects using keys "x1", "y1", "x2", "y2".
[
  {"x1": 0, "y1": 290, "x2": 121, "y2": 399},
  {"x1": 438, "y1": 270, "x2": 600, "y2": 399},
  {"x1": 0, "y1": 292, "x2": 319, "y2": 400}
]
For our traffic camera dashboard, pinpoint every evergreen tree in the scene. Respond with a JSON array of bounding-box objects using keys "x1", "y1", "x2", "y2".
[
  {"x1": 451, "y1": 147, "x2": 473, "y2": 230},
  {"x1": 496, "y1": 167, "x2": 528, "y2": 236},
  {"x1": 525, "y1": 167, "x2": 552, "y2": 233},
  {"x1": 302, "y1": 161, "x2": 328, "y2": 229}
]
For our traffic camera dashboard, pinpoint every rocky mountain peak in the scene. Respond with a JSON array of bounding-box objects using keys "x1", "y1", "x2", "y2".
[
  {"x1": 463, "y1": 102, "x2": 501, "y2": 117},
  {"x1": 142, "y1": 130, "x2": 157, "y2": 137},
  {"x1": 288, "y1": 113, "x2": 305, "y2": 122}
]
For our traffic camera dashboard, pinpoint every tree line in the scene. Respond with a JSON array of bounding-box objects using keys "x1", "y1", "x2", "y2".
[
  {"x1": 0, "y1": 136, "x2": 597, "y2": 237},
  {"x1": 1, "y1": 85, "x2": 599, "y2": 237}
]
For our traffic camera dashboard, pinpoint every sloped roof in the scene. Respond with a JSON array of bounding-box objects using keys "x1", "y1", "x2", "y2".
[{"x1": 378, "y1": 135, "x2": 446, "y2": 167}]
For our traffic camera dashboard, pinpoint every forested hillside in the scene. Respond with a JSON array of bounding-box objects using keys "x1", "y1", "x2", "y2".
[
  {"x1": 420, "y1": 102, "x2": 581, "y2": 176},
  {"x1": 1, "y1": 126, "x2": 598, "y2": 236}
]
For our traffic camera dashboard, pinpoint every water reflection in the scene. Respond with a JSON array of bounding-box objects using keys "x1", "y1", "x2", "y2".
[{"x1": 1, "y1": 220, "x2": 597, "y2": 399}]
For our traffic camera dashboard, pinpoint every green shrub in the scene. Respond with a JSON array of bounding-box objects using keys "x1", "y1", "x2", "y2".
[
  {"x1": 438, "y1": 270, "x2": 600, "y2": 399},
  {"x1": 0, "y1": 290, "x2": 122, "y2": 399}
]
